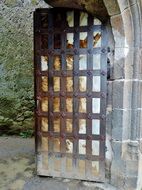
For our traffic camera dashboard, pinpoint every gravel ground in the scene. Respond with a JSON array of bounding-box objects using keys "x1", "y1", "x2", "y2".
[{"x1": 0, "y1": 137, "x2": 118, "y2": 190}]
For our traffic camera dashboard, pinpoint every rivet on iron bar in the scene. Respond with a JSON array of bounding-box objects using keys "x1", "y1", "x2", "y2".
[
  {"x1": 88, "y1": 113, "x2": 92, "y2": 119},
  {"x1": 100, "y1": 135, "x2": 105, "y2": 141},
  {"x1": 61, "y1": 153, "x2": 65, "y2": 158},
  {"x1": 36, "y1": 96, "x2": 41, "y2": 100},
  {"x1": 74, "y1": 49, "x2": 78, "y2": 55},
  {"x1": 49, "y1": 91, "x2": 53, "y2": 97},
  {"x1": 48, "y1": 152, "x2": 52, "y2": 157},
  {"x1": 37, "y1": 132, "x2": 42, "y2": 136},
  {"x1": 49, "y1": 131, "x2": 53, "y2": 137},
  {"x1": 107, "y1": 47, "x2": 111, "y2": 53},
  {"x1": 101, "y1": 70, "x2": 106, "y2": 76},
  {"x1": 73, "y1": 154, "x2": 77, "y2": 159},
  {"x1": 88, "y1": 155, "x2": 92, "y2": 160},
  {"x1": 87, "y1": 71, "x2": 92, "y2": 76},
  {"x1": 61, "y1": 112, "x2": 66, "y2": 118},
  {"x1": 37, "y1": 70, "x2": 41, "y2": 76},
  {"x1": 61, "y1": 50, "x2": 65, "y2": 54},
  {"x1": 101, "y1": 92, "x2": 106, "y2": 98},
  {"x1": 48, "y1": 50, "x2": 53, "y2": 56},
  {"x1": 87, "y1": 92, "x2": 92, "y2": 97},
  {"x1": 101, "y1": 114, "x2": 106, "y2": 120},
  {"x1": 73, "y1": 134, "x2": 78, "y2": 139},
  {"x1": 61, "y1": 133, "x2": 66, "y2": 139},
  {"x1": 74, "y1": 92, "x2": 78, "y2": 97},
  {"x1": 86, "y1": 155, "x2": 88, "y2": 160},
  {"x1": 61, "y1": 71, "x2": 66, "y2": 76},
  {"x1": 100, "y1": 156, "x2": 104, "y2": 161},
  {"x1": 60, "y1": 92, "x2": 65, "y2": 97},
  {"x1": 49, "y1": 29, "x2": 52, "y2": 34},
  {"x1": 75, "y1": 28, "x2": 79, "y2": 33},
  {"x1": 101, "y1": 48, "x2": 106, "y2": 53},
  {"x1": 89, "y1": 26, "x2": 93, "y2": 31},
  {"x1": 36, "y1": 111, "x2": 41, "y2": 117},
  {"x1": 75, "y1": 113, "x2": 78, "y2": 117},
  {"x1": 49, "y1": 70, "x2": 54, "y2": 76},
  {"x1": 87, "y1": 135, "x2": 92, "y2": 140},
  {"x1": 50, "y1": 112, "x2": 53, "y2": 117},
  {"x1": 87, "y1": 49, "x2": 92, "y2": 54},
  {"x1": 73, "y1": 71, "x2": 79, "y2": 76}
]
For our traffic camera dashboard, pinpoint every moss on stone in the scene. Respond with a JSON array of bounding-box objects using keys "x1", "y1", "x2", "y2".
[
  {"x1": 4, "y1": 0, "x2": 18, "y2": 7},
  {"x1": 31, "y1": 0, "x2": 38, "y2": 6},
  {"x1": 0, "y1": 5, "x2": 34, "y2": 134}
]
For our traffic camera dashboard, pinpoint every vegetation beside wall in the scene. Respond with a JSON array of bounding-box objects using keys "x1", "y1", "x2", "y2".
[{"x1": 0, "y1": 0, "x2": 49, "y2": 135}]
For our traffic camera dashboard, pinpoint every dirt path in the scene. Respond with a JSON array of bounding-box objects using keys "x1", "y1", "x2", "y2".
[
  {"x1": 0, "y1": 137, "x2": 35, "y2": 190},
  {"x1": 0, "y1": 137, "x2": 117, "y2": 190}
]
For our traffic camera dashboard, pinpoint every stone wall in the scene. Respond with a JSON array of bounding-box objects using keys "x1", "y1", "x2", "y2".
[{"x1": 0, "y1": 0, "x2": 49, "y2": 134}]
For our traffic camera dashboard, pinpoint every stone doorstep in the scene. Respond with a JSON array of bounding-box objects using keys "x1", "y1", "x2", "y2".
[
  {"x1": 82, "y1": 181, "x2": 118, "y2": 190},
  {"x1": 24, "y1": 176, "x2": 119, "y2": 190},
  {"x1": 5, "y1": 177, "x2": 119, "y2": 190}
]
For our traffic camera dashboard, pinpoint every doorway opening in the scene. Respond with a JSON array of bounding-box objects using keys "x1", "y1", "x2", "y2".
[{"x1": 34, "y1": 8, "x2": 108, "y2": 182}]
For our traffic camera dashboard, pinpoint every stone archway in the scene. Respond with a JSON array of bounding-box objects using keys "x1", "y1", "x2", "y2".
[
  {"x1": 104, "y1": 1, "x2": 142, "y2": 190},
  {"x1": 43, "y1": 1, "x2": 142, "y2": 189}
]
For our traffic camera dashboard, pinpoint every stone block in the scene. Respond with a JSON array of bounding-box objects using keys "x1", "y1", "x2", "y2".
[
  {"x1": 121, "y1": 140, "x2": 139, "y2": 162},
  {"x1": 112, "y1": 109, "x2": 123, "y2": 141},
  {"x1": 138, "y1": 108, "x2": 142, "y2": 139},
  {"x1": 112, "y1": 80, "x2": 124, "y2": 109},
  {"x1": 107, "y1": 81, "x2": 112, "y2": 105},
  {"x1": 139, "y1": 49, "x2": 142, "y2": 76},
  {"x1": 110, "y1": 14, "x2": 125, "y2": 48},
  {"x1": 113, "y1": 48, "x2": 125, "y2": 79},
  {"x1": 132, "y1": 48, "x2": 142, "y2": 78},
  {"x1": 111, "y1": 142, "x2": 126, "y2": 189},
  {"x1": 121, "y1": 8, "x2": 134, "y2": 48},
  {"x1": 112, "y1": 140, "x2": 122, "y2": 159},
  {"x1": 123, "y1": 81, "x2": 133, "y2": 109},
  {"x1": 124, "y1": 177, "x2": 138, "y2": 190},
  {"x1": 117, "y1": 0, "x2": 129, "y2": 12},
  {"x1": 106, "y1": 106, "x2": 112, "y2": 135},
  {"x1": 124, "y1": 48, "x2": 134, "y2": 79},
  {"x1": 111, "y1": 141, "x2": 139, "y2": 190},
  {"x1": 130, "y1": 109, "x2": 140, "y2": 140},
  {"x1": 103, "y1": 0, "x2": 120, "y2": 16},
  {"x1": 137, "y1": 151, "x2": 142, "y2": 190},
  {"x1": 113, "y1": 40, "x2": 140, "y2": 80},
  {"x1": 130, "y1": 4, "x2": 141, "y2": 47},
  {"x1": 129, "y1": 0, "x2": 137, "y2": 5},
  {"x1": 125, "y1": 160, "x2": 138, "y2": 177}
]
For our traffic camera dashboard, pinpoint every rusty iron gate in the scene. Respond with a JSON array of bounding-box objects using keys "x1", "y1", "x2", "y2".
[{"x1": 34, "y1": 8, "x2": 108, "y2": 181}]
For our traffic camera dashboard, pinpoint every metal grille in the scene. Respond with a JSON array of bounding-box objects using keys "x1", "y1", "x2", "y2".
[{"x1": 34, "y1": 8, "x2": 108, "y2": 182}]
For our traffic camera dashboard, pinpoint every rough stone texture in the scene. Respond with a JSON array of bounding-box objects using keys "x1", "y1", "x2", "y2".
[
  {"x1": 45, "y1": 0, "x2": 109, "y2": 22},
  {"x1": 0, "y1": 0, "x2": 49, "y2": 134},
  {"x1": 103, "y1": 0, "x2": 120, "y2": 16},
  {"x1": 112, "y1": 80, "x2": 124, "y2": 109},
  {"x1": 103, "y1": 0, "x2": 142, "y2": 189}
]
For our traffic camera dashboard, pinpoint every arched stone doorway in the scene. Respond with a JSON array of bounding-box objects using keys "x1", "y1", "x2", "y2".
[{"x1": 35, "y1": 1, "x2": 142, "y2": 189}]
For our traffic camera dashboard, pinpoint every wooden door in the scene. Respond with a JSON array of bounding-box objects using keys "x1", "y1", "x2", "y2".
[{"x1": 34, "y1": 8, "x2": 107, "y2": 181}]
